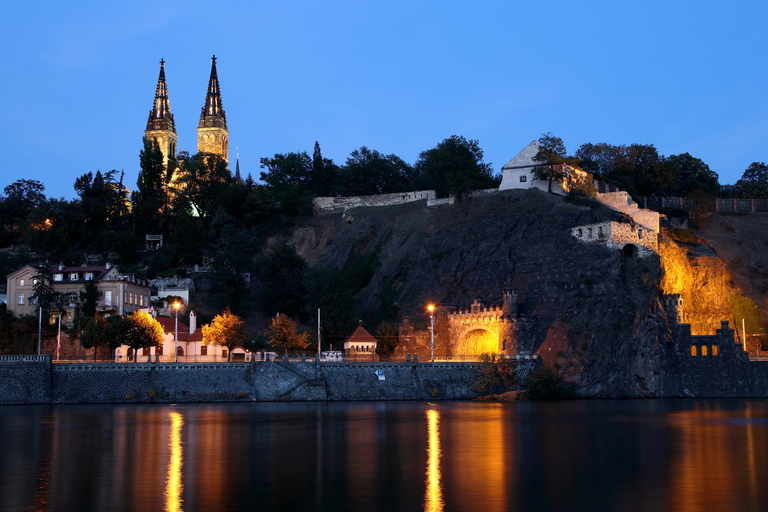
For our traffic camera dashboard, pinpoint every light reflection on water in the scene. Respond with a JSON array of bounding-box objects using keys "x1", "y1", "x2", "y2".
[
  {"x1": 165, "y1": 411, "x2": 183, "y2": 512},
  {"x1": 3, "y1": 400, "x2": 768, "y2": 511}
]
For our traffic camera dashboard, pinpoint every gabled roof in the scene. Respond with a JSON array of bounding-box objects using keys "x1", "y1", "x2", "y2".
[
  {"x1": 501, "y1": 140, "x2": 541, "y2": 170},
  {"x1": 155, "y1": 316, "x2": 204, "y2": 342},
  {"x1": 343, "y1": 322, "x2": 378, "y2": 346}
]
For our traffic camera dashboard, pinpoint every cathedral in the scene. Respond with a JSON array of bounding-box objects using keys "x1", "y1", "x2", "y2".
[{"x1": 144, "y1": 56, "x2": 232, "y2": 171}]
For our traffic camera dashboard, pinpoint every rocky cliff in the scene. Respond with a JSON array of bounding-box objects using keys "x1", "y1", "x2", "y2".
[{"x1": 283, "y1": 189, "x2": 687, "y2": 397}]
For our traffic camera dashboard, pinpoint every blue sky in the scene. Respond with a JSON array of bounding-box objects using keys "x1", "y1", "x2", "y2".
[{"x1": 2, "y1": 0, "x2": 766, "y2": 199}]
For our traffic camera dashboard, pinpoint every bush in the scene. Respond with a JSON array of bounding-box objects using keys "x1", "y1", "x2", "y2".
[
  {"x1": 474, "y1": 353, "x2": 518, "y2": 396},
  {"x1": 521, "y1": 364, "x2": 575, "y2": 400}
]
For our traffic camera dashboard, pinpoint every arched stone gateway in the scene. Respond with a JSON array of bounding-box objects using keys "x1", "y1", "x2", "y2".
[
  {"x1": 623, "y1": 244, "x2": 638, "y2": 257},
  {"x1": 457, "y1": 328, "x2": 499, "y2": 356}
]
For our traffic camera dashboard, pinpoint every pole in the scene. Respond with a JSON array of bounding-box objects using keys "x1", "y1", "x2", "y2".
[
  {"x1": 57, "y1": 313, "x2": 61, "y2": 361},
  {"x1": 37, "y1": 304, "x2": 42, "y2": 356},
  {"x1": 174, "y1": 306, "x2": 178, "y2": 363},
  {"x1": 317, "y1": 308, "x2": 321, "y2": 361},
  {"x1": 743, "y1": 318, "x2": 747, "y2": 353},
  {"x1": 430, "y1": 310, "x2": 434, "y2": 363}
]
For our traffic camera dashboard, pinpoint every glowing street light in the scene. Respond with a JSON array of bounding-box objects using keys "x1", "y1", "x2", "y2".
[
  {"x1": 174, "y1": 302, "x2": 181, "y2": 362},
  {"x1": 428, "y1": 304, "x2": 435, "y2": 363}
]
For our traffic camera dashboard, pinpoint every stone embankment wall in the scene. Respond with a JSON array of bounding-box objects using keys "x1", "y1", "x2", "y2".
[
  {"x1": 0, "y1": 360, "x2": 491, "y2": 404},
  {"x1": 596, "y1": 191, "x2": 660, "y2": 231}
]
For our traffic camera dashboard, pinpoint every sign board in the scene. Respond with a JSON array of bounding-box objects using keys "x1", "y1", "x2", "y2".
[{"x1": 375, "y1": 369, "x2": 385, "y2": 381}]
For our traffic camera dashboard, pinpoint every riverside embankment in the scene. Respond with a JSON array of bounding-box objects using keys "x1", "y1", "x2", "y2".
[{"x1": 1, "y1": 356, "x2": 541, "y2": 404}]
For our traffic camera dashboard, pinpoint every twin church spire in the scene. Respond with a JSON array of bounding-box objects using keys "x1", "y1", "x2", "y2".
[{"x1": 144, "y1": 56, "x2": 229, "y2": 167}]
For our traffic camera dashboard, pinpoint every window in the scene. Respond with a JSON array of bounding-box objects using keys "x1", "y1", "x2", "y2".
[
  {"x1": 520, "y1": 175, "x2": 527, "y2": 183},
  {"x1": 85, "y1": 273, "x2": 93, "y2": 280},
  {"x1": 54, "y1": 274, "x2": 63, "y2": 281},
  {"x1": 70, "y1": 273, "x2": 79, "y2": 281},
  {"x1": 712, "y1": 345, "x2": 719, "y2": 356},
  {"x1": 701, "y1": 345, "x2": 708, "y2": 356},
  {"x1": 19, "y1": 279, "x2": 24, "y2": 287},
  {"x1": 691, "y1": 346, "x2": 697, "y2": 356},
  {"x1": 222, "y1": 349, "x2": 228, "y2": 360},
  {"x1": 201, "y1": 346, "x2": 208, "y2": 356},
  {"x1": 17, "y1": 293, "x2": 25, "y2": 305},
  {"x1": 638, "y1": 229, "x2": 644, "y2": 240},
  {"x1": 129, "y1": 293, "x2": 134, "y2": 305},
  {"x1": 104, "y1": 291, "x2": 112, "y2": 306}
]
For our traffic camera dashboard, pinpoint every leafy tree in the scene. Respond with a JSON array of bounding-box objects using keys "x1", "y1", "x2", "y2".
[
  {"x1": 474, "y1": 353, "x2": 518, "y2": 396},
  {"x1": 521, "y1": 364, "x2": 575, "y2": 399},
  {"x1": 414, "y1": 135, "x2": 498, "y2": 199},
  {"x1": 733, "y1": 162, "x2": 768, "y2": 198},
  {"x1": 78, "y1": 316, "x2": 111, "y2": 361},
  {"x1": 258, "y1": 241, "x2": 307, "y2": 318},
  {"x1": 339, "y1": 146, "x2": 412, "y2": 196},
  {"x1": 172, "y1": 152, "x2": 232, "y2": 221},
  {"x1": 532, "y1": 133, "x2": 579, "y2": 194},
  {"x1": 266, "y1": 313, "x2": 309, "y2": 355},
  {"x1": 575, "y1": 142, "x2": 672, "y2": 198},
  {"x1": 202, "y1": 306, "x2": 247, "y2": 361},
  {"x1": 110, "y1": 311, "x2": 165, "y2": 362},
  {"x1": 259, "y1": 151, "x2": 313, "y2": 216},
  {"x1": 0, "y1": 179, "x2": 46, "y2": 246},
  {"x1": 29, "y1": 265, "x2": 58, "y2": 312},
  {"x1": 664, "y1": 153, "x2": 720, "y2": 197},
  {"x1": 375, "y1": 322, "x2": 398, "y2": 356},
  {"x1": 133, "y1": 137, "x2": 167, "y2": 229}
]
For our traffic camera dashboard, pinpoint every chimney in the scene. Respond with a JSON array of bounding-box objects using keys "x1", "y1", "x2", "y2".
[
  {"x1": 106, "y1": 262, "x2": 112, "y2": 269},
  {"x1": 189, "y1": 310, "x2": 197, "y2": 334},
  {"x1": 58, "y1": 262, "x2": 64, "y2": 271}
]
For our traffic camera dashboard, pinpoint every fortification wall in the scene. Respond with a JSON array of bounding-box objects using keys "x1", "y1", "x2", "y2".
[
  {"x1": 313, "y1": 190, "x2": 436, "y2": 215},
  {"x1": 596, "y1": 191, "x2": 660, "y2": 231},
  {"x1": 571, "y1": 221, "x2": 658, "y2": 255}
]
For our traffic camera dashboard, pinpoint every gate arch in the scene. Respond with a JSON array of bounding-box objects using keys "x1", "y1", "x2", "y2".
[{"x1": 457, "y1": 328, "x2": 499, "y2": 356}]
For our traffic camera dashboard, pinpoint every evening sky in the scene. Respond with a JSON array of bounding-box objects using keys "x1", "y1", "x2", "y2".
[{"x1": 1, "y1": 0, "x2": 766, "y2": 198}]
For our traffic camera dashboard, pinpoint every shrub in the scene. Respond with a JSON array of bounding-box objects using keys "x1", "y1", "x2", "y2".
[
  {"x1": 521, "y1": 364, "x2": 575, "y2": 400},
  {"x1": 474, "y1": 353, "x2": 518, "y2": 396}
]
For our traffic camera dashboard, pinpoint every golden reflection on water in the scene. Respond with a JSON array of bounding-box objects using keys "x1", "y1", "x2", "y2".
[
  {"x1": 165, "y1": 411, "x2": 184, "y2": 512},
  {"x1": 424, "y1": 408, "x2": 443, "y2": 512}
]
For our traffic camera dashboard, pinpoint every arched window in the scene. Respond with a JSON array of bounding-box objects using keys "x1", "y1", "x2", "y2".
[
  {"x1": 577, "y1": 228, "x2": 583, "y2": 237},
  {"x1": 701, "y1": 345, "x2": 708, "y2": 356},
  {"x1": 691, "y1": 346, "x2": 697, "y2": 356},
  {"x1": 712, "y1": 345, "x2": 719, "y2": 356}
]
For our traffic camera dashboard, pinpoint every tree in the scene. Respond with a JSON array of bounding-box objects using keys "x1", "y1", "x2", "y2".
[
  {"x1": 79, "y1": 316, "x2": 111, "y2": 361},
  {"x1": 339, "y1": 146, "x2": 412, "y2": 196},
  {"x1": 259, "y1": 151, "x2": 314, "y2": 216},
  {"x1": 414, "y1": 135, "x2": 498, "y2": 199},
  {"x1": 110, "y1": 311, "x2": 165, "y2": 362},
  {"x1": 311, "y1": 142, "x2": 340, "y2": 197},
  {"x1": 532, "y1": 133, "x2": 578, "y2": 194},
  {"x1": 266, "y1": 313, "x2": 309, "y2": 355},
  {"x1": 733, "y1": 162, "x2": 768, "y2": 198},
  {"x1": 474, "y1": 353, "x2": 518, "y2": 396},
  {"x1": 664, "y1": 153, "x2": 720, "y2": 197},
  {"x1": 133, "y1": 137, "x2": 167, "y2": 228},
  {"x1": 29, "y1": 265, "x2": 58, "y2": 313},
  {"x1": 375, "y1": 322, "x2": 398, "y2": 356},
  {"x1": 0, "y1": 179, "x2": 46, "y2": 246},
  {"x1": 79, "y1": 279, "x2": 101, "y2": 318},
  {"x1": 258, "y1": 241, "x2": 307, "y2": 318},
  {"x1": 521, "y1": 364, "x2": 575, "y2": 399},
  {"x1": 202, "y1": 306, "x2": 247, "y2": 361},
  {"x1": 171, "y1": 151, "x2": 232, "y2": 221}
]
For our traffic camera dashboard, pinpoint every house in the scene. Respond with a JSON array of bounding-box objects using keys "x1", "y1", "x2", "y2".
[
  {"x1": 498, "y1": 140, "x2": 591, "y2": 195},
  {"x1": 116, "y1": 308, "x2": 254, "y2": 362},
  {"x1": 5, "y1": 263, "x2": 150, "y2": 325},
  {"x1": 343, "y1": 321, "x2": 378, "y2": 356}
]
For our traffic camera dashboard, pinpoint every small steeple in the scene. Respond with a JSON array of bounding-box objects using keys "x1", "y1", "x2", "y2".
[
  {"x1": 197, "y1": 55, "x2": 229, "y2": 162},
  {"x1": 235, "y1": 147, "x2": 242, "y2": 183}
]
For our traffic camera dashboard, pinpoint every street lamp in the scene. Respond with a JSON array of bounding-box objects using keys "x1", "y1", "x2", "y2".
[
  {"x1": 174, "y1": 302, "x2": 180, "y2": 362},
  {"x1": 428, "y1": 304, "x2": 435, "y2": 363}
]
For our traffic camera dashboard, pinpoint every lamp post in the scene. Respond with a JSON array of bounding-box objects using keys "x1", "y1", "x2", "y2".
[
  {"x1": 428, "y1": 304, "x2": 435, "y2": 363},
  {"x1": 174, "y1": 302, "x2": 180, "y2": 362}
]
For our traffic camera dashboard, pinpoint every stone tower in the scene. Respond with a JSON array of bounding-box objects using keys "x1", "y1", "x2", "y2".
[
  {"x1": 664, "y1": 294, "x2": 684, "y2": 325},
  {"x1": 197, "y1": 55, "x2": 229, "y2": 164},
  {"x1": 144, "y1": 59, "x2": 177, "y2": 168}
]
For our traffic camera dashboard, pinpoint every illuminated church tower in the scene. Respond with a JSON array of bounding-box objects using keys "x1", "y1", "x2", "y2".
[
  {"x1": 144, "y1": 59, "x2": 177, "y2": 167},
  {"x1": 197, "y1": 55, "x2": 229, "y2": 164}
]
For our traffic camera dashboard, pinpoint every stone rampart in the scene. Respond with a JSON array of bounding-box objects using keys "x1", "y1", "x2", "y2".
[
  {"x1": 571, "y1": 221, "x2": 658, "y2": 256},
  {"x1": 313, "y1": 190, "x2": 436, "y2": 215},
  {"x1": 596, "y1": 191, "x2": 660, "y2": 231}
]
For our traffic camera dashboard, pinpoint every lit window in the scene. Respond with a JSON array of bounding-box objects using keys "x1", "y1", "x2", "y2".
[
  {"x1": 520, "y1": 176, "x2": 527, "y2": 183},
  {"x1": 701, "y1": 345, "x2": 708, "y2": 356},
  {"x1": 17, "y1": 293, "x2": 25, "y2": 305},
  {"x1": 19, "y1": 279, "x2": 25, "y2": 287},
  {"x1": 54, "y1": 274, "x2": 63, "y2": 281},
  {"x1": 70, "y1": 273, "x2": 79, "y2": 281},
  {"x1": 712, "y1": 345, "x2": 719, "y2": 356},
  {"x1": 104, "y1": 291, "x2": 112, "y2": 306},
  {"x1": 691, "y1": 346, "x2": 697, "y2": 356},
  {"x1": 85, "y1": 273, "x2": 93, "y2": 280}
]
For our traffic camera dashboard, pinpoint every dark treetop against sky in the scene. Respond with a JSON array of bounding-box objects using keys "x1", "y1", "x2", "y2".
[{"x1": 2, "y1": 0, "x2": 766, "y2": 199}]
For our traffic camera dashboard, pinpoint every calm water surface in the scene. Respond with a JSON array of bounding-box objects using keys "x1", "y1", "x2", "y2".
[{"x1": 1, "y1": 399, "x2": 768, "y2": 511}]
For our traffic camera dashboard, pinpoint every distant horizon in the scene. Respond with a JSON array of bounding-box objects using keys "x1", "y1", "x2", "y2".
[{"x1": 2, "y1": 1, "x2": 766, "y2": 199}]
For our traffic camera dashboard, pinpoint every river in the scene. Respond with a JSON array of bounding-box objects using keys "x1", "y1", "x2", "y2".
[{"x1": 1, "y1": 399, "x2": 767, "y2": 511}]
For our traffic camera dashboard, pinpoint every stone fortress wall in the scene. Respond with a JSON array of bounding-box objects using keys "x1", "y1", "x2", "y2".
[
  {"x1": 313, "y1": 190, "x2": 436, "y2": 215},
  {"x1": 571, "y1": 220, "x2": 658, "y2": 256}
]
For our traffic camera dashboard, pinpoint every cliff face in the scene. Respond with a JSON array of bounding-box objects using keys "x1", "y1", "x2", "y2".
[{"x1": 287, "y1": 190, "x2": 679, "y2": 397}]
